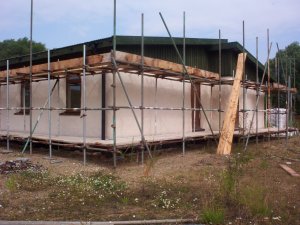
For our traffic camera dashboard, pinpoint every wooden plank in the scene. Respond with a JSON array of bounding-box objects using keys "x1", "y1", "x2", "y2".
[
  {"x1": 279, "y1": 164, "x2": 300, "y2": 177},
  {"x1": 0, "y1": 54, "x2": 109, "y2": 79},
  {"x1": 0, "y1": 51, "x2": 219, "y2": 81},
  {"x1": 114, "y1": 51, "x2": 219, "y2": 79},
  {"x1": 217, "y1": 53, "x2": 247, "y2": 155}
]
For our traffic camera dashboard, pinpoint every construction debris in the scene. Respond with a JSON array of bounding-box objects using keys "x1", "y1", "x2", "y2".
[
  {"x1": 0, "y1": 158, "x2": 43, "y2": 174},
  {"x1": 279, "y1": 164, "x2": 300, "y2": 177}
]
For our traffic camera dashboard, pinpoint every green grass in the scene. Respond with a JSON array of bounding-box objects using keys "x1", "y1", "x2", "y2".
[
  {"x1": 240, "y1": 185, "x2": 271, "y2": 217},
  {"x1": 201, "y1": 206, "x2": 225, "y2": 225}
]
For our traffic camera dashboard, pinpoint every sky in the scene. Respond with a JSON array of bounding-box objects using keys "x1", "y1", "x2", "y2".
[{"x1": 1, "y1": 0, "x2": 300, "y2": 63}]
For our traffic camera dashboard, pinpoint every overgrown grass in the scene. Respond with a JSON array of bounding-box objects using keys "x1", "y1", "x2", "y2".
[
  {"x1": 5, "y1": 169, "x2": 50, "y2": 191},
  {"x1": 240, "y1": 185, "x2": 271, "y2": 217},
  {"x1": 201, "y1": 206, "x2": 225, "y2": 225}
]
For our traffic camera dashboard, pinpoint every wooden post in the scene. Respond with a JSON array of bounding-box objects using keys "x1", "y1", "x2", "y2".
[{"x1": 217, "y1": 53, "x2": 247, "y2": 155}]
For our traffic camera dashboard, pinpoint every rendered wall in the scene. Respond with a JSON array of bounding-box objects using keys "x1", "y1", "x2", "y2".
[
  {"x1": 0, "y1": 75, "x2": 103, "y2": 138},
  {"x1": 200, "y1": 84, "x2": 265, "y2": 131},
  {"x1": 0, "y1": 72, "x2": 265, "y2": 140},
  {"x1": 105, "y1": 73, "x2": 192, "y2": 139}
]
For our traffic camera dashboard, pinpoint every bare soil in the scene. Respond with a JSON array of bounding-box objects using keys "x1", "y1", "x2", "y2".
[{"x1": 0, "y1": 136, "x2": 300, "y2": 224}]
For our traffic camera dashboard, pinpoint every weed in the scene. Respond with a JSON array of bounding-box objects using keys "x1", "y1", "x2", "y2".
[
  {"x1": 201, "y1": 206, "x2": 225, "y2": 225},
  {"x1": 5, "y1": 170, "x2": 50, "y2": 192},
  {"x1": 260, "y1": 158, "x2": 269, "y2": 169},
  {"x1": 5, "y1": 175, "x2": 18, "y2": 192},
  {"x1": 240, "y1": 185, "x2": 271, "y2": 217}
]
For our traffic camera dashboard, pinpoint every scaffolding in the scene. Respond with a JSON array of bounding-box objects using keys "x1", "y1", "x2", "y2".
[{"x1": 0, "y1": 1, "x2": 298, "y2": 167}]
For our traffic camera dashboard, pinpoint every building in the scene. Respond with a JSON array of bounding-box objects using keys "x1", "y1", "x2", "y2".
[{"x1": 0, "y1": 36, "x2": 296, "y2": 164}]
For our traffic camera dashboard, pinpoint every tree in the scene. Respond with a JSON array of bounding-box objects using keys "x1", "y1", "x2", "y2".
[
  {"x1": 270, "y1": 42, "x2": 300, "y2": 115},
  {"x1": 0, "y1": 37, "x2": 46, "y2": 60}
]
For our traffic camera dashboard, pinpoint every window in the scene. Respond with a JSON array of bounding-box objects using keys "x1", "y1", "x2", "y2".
[
  {"x1": 62, "y1": 74, "x2": 81, "y2": 115},
  {"x1": 15, "y1": 82, "x2": 30, "y2": 115}
]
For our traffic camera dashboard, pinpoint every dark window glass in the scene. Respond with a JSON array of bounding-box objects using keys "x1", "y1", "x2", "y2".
[
  {"x1": 21, "y1": 82, "x2": 30, "y2": 114},
  {"x1": 66, "y1": 74, "x2": 81, "y2": 110}
]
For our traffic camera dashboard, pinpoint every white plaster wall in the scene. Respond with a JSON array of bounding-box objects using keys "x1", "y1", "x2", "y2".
[
  {"x1": 200, "y1": 84, "x2": 265, "y2": 131},
  {"x1": 0, "y1": 75, "x2": 103, "y2": 138},
  {"x1": 0, "y1": 72, "x2": 265, "y2": 140},
  {"x1": 105, "y1": 73, "x2": 192, "y2": 139}
]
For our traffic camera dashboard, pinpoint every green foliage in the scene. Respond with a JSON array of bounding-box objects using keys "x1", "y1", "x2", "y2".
[
  {"x1": 201, "y1": 206, "x2": 225, "y2": 225},
  {"x1": 270, "y1": 42, "x2": 300, "y2": 114},
  {"x1": 0, "y1": 37, "x2": 46, "y2": 60}
]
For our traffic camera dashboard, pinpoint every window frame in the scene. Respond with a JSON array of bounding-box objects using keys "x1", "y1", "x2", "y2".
[
  {"x1": 60, "y1": 74, "x2": 81, "y2": 116},
  {"x1": 15, "y1": 81, "x2": 30, "y2": 115}
]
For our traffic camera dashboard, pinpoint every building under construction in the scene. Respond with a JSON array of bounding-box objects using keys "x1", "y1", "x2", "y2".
[{"x1": 0, "y1": 35, "x2": 297, "y2": 166}]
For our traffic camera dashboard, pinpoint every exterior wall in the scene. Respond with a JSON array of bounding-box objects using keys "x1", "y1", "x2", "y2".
[
  {"x1": 200, "y1": 84, "x2": 265, "y2": 131},
  {"x1": 0, "y1": 75, "x2": 103, "y2": 138},
  {"x1": 0, "y1": 72, "x2": 265, "y2": 140},
  {"x1": 105, "y1": 73, "x2": 192, "y2": 139}
]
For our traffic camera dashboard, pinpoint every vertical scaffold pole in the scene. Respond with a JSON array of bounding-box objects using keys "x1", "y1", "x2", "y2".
[
  {"x1": 6, "y1": 60, "x2": 10, "y2": 152},
  {"x1": 242, "y1": 21, "x2": 246, "y2": 137},
  {"x1": 182, "y1": 11, "x2": 186, "y2": 155},
  {"x1": 83, "y1": 45, "x2": 87, "y2": 166},
  {"x1": 29, "y1": 0, "x2": 33, "y2": 154},
  {"x1": 57, "y1": 78, "x2": 60, "y2": 152},
  {"x1": 218, "y1": 29, "x2": 222, "y2": 134},
  {"x1": 275, "y1": 57, "x2": 281, "y2": 139},
  {"x1": 255, "y1": 37, "x2": 259, "y2": 144},
  {"x1": 276, "y1": 57, "x2": 280, "y2": 138},
  {"x1": 293, "y1": 58, "x2": 296, "y2": 124},
  {"x1": 23, "y1": 78, "x2": 26, "y2": 132},
  {"x1": 141, "y1": 13, "x2": 145, "y2": 164},
  {"x1": 112, "y1": 0, "x2": 117, "y2": 168},
  {"x1": 47, "y1": 50, "x2": 52, "y2": 158},
  {"x1": 267, "y1": 29, "x2": 271, "y2": 142},
  {"x1": 286, "y1": 67, "x2": 290, "y2": 143}
]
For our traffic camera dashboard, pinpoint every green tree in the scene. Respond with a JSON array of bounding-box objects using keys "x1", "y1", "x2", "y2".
[
  {"x1": 0, "y1": 37, "x2": 46, "y2": 60},
  {"x1": 270, "y1": 42, "x2": 300, "y2": 115}
]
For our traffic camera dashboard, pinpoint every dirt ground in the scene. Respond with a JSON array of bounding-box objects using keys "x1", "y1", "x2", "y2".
[{"x1": 0, "y1": 135, "x2": 299, "y2": 224}]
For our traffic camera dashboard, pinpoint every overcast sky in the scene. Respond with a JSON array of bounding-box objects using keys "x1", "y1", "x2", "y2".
[{"x1": 1, "y1": 0, "x2": 300, "y2": 62}]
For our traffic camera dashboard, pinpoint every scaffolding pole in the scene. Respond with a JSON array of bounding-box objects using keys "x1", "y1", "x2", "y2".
[
  {"x1": 6, "y1": 60, "x2": 10, "y2": 152},
  {"x1": 255, "y1": 37, "x2": 259, "y2": 144},
  {"x1": 159, "y1": 12, "x2": 218, "y2": 145},
  {"x1": 140, "y1": 13, "x2": 145, "y2": 164},
  {"x1": 244, "y1": 43, "x2": 272, "y2": 151},
  {"x1": 218, "y1": 29, "x2": 222, "y2": 133},
  {"x1": 111, "y1": 57, "x2": 152, "y2": 158},
  {"x1": 267, "y1": 29, "x2": 271, "y2": 142},
  {"x1": 47, "y1": 50, "x2": 52, "y2": 158},
  {"x1": 22, "y1": 80, "x2": 58, "y2": 154},
  {"x1": 276, "y1": 57, "x2": 280, "y2": 139},
  {"x1": 182, "y1": 11, "x2": 186, "y2": 155},
  {"x1": 242, "y1": 21, "x2": 246, "y2": 136},
  {"x1": 29, "y1": 0, "x2": 33, "y2": 154},
  {"x1": 83, "y1": 45, "x2": 87, "y2": 166},
  {"x1": 112, "y1": 0, "x2": 117, "y2": 168}
]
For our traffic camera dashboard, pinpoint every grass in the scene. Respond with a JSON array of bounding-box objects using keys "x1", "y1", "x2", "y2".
[
  {"x1": 240, "y1": 185, "x2": 271, "y2": 217},
  {"x1": 2, "y1": 137, "x2": 300, "y2": 223},
  {"x1": 201, "y1": 206, "x2": 225, "y2": 225}
]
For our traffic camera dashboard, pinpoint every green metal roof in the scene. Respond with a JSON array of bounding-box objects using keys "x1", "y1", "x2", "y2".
[{"x1": 0, "y1": 35, "x2": 265, "y2": 81}]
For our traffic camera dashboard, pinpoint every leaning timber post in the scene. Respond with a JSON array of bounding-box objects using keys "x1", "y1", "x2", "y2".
[{"x1": 217, "y1": 53, "x2": 247, "y2": 155}]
